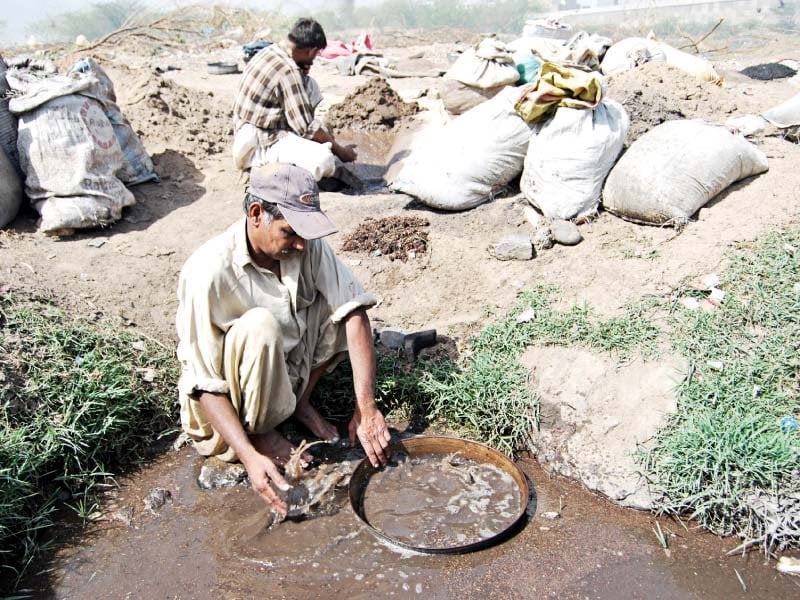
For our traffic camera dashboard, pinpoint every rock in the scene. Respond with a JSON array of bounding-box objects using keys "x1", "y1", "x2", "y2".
[
  {"x1": 112, "y1": 506, "x2": 135, "y2": 527},
  {"x1": 551, "y1": 220, "x2": 583, "y2": 246},
  {"x1": 198, "y1": 457, "x2": 247, "y2": 490},
  {"x1": 489, "y1": 234, "x2": 533, "y2": 261},
  {"x1": 540, "y1": 511, "x2": 561, "y2": 520},
  {"x1": 532, "y1": 226, "x2": 554, "y2": 252},
  {"x1": 143, "y1": 487, "x2": 172, "y2": 513}
]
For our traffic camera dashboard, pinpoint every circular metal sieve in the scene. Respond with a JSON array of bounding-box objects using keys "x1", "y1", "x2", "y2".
[{"x1": 348, "y1": 435, "x2": 529, "y2": 554}]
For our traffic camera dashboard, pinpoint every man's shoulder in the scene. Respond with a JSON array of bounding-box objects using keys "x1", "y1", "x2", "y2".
[
  {"x1": 245, "y1": 43, "x2": 294, "y2": 78},
  {"x1": 181, "y1": 221, "x2": 241, "y2": 283}
]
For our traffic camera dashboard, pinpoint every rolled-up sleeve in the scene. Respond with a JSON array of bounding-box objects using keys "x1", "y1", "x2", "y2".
[
  {"x1": 310, "y1": 239, "x2": 379, "y2": 322},
  {"x1": 176, "y1": 261, "x2": 229, "y2": 397}
]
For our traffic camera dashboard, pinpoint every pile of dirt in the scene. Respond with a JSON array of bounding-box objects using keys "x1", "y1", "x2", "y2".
[
  {"x1": 325, "y1": 77, "x2": 418, "y2": 132},
  {"x1": 120, "y1": 71, "x2": 233, "y2": 159},
  {"x1": 606, "y1": 62, "x2": 739, "y2": 145},
  {"x1": 341, "y1": 216, "x2": 429, "y2": 261}
]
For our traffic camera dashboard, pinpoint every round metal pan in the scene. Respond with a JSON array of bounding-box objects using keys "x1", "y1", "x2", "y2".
[{"x1": 348, "y1": 435, "x2": 529, "y2": 554}]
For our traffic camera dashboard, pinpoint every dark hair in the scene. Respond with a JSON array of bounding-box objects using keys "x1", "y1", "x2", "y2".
[
  {"x1": 244, "y1": 193, "x2": 283, "y2": 221},
  {"x1": 287, "y1": 18, "x2": 327, "y2": 50}
]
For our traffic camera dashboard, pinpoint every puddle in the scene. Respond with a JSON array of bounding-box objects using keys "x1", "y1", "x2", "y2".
[
  {"x1": 24, "y1": 447, "x2": 800, "y2": 599},
  {"x1": 363, "y1": 453, "x2": 520, "y2": 549}
]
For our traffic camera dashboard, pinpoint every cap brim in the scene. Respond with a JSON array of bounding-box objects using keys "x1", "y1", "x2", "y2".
[{"x1": 280, "y1": 206, "x2": 338, "y2": 240}]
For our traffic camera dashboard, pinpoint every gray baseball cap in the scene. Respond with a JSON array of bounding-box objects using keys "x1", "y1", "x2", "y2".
[{"x1": 249, "y1": 163, "x2": 337, "y2": 240}]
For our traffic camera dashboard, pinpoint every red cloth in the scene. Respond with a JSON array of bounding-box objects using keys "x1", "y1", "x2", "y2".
[{"x1": 319, "y1": 33, "x2": 373, "y2": 59}]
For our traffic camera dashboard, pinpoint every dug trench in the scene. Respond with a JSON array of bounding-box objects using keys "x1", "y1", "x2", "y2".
[{"x1": 5, "y1": 37, "x2": 800, "y2": 598}]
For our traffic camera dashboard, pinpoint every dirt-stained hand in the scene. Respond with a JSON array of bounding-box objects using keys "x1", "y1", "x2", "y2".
[
  {"x1": 337, "y1": 144, "x2": 358, "y2": 163},
  {"x1": 242, "y1": 453, "x2": 290, "y2": 515},
  {"x1": 349, "y1": 405, "x2": 391, "y2": 467}
]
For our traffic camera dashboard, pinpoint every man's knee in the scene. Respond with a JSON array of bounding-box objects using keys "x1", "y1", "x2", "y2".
[{"x1": 227, "y1": 307, "x2": 283, "y2": 353}]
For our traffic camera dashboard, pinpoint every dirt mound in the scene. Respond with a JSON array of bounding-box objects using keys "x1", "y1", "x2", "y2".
[
  {"x1": 325, "y1": 77, "x2": 418, "y2": 132},
  {"x1": 606, "y1": 62, "x2": 739, "y2": 145},
  {"x1": 120, "y1": 71, "x2": 232, "y2": 159},
  {"x1": 341, "y1": 216, "x2": 429, "y2": 261}
]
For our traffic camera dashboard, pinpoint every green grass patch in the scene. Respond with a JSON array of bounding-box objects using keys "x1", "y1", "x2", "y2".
[
  {"x1": 0, "y1": 291, "x2": 178, "y2": 588},
  {"x1": 315, "y1": 287, "x2": 661, "y2": 456},
  {"x1": 642, "y1": 231, "x2": 800, "y2": 552}
]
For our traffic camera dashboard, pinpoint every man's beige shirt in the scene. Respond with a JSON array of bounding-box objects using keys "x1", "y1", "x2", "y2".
[{"x1": 176, "y1": 218, "x2": 378, "y2": 401}]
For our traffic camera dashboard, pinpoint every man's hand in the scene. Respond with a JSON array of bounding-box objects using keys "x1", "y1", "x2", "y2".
[
  {"x1": 241, "y1": 451, "x2": 290, "y2": 515},
  {"x1": 334, "y1": 143, "x2": 358, "y2": 163},
  {"x1": 349, "y1": 404, "x2": 391, "y2": 467}
]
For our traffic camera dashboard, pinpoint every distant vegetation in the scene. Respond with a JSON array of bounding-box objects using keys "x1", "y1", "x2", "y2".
[
  {"x1": 318, "y1": 0, "x2": 546, "y2": 34},
  {"x1": 28, "y1": 0, "x2": 153, "y2": 42}
]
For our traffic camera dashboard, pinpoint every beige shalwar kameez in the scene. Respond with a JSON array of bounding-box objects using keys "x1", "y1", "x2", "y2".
[{"x1": 176, "y1": 218, "x2": 378, "y2": 461}]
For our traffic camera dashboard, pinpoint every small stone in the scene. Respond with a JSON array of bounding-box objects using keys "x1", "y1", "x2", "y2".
[
  {"x1": 112, "y1": 506, "x2": 135, "y2": 527},
  {"x1": 87, "y1": 239, "x2": 106, "y2": 248},
  {"x1": 523, "y1": 206, "x2": 544, "y2": 229},
  {"x1": 143, "y1": 487, "x2": 172, "y2": 513},
  {"x1": 540, "y1": 511, "x2": 561, "y2": 519},
  {"x1": 532, "y1": 226, "x2": 554, "y2": 251},
  {"x1": 348, "y1": 259, "x2": 362, "y2": 266},
  {"x1": 516, "y1": 308, "x2": 536, "y2": 323},
  {"x1": 198, "y1": 457, "x2": 247, "y2": 490},
  {"x1": 551, "y1": 220, "x2": 582, "y2": 246},
  {"x1": 488, "y1": 234, "x2": 533, "y2": 261}
]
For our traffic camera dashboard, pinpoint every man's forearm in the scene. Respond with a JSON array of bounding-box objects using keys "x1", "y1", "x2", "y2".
[
  {"x1": 198, "y1": 391, "x2": 258, "y2": 463},
  {"x1": 344, "y1": 309, "x2": 377, "y2": 410}
]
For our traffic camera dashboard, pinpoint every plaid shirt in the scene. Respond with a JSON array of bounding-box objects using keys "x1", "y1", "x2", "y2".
[{"x1": 233, "y1": 43, "x2": 322, "y2": 146}]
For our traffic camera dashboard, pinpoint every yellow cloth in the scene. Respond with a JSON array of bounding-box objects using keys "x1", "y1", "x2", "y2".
[
  {"x1": 514, "y1": 61, "x2": 604, "y2": 124},
  {"x1": 176, "y1": 218, "x2": 378, "y2": 459}
]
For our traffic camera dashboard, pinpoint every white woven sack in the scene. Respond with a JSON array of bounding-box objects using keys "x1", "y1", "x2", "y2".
[
  {"x1": 521, "y1": 100, "x2": 629, "y2": 220},
  {"x1": 16, "y1": 93, "x2": 134, "y2": 235},
  {"x1": 390, "y1": 86, "x2": 532, "y2": 211},
  {"x1": 601, "y1": 38, "x2": 665, "y2": 76},
  {"x1": 444, "y1": 39, "x2": 519, "y2": 89},
  {"x1": 603, "y1": 120, "x2": 768, "y2": 226}
]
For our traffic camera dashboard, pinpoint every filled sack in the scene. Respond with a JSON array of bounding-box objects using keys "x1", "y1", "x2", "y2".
[
  {"x1": 444, "y1": 39, "x2": 519, "y2": 89},
  {"x1": 390, "y1": 86, "x2": 532, "y2": 211},
  {"x1": 521, "y1": 100, "x2": 628, "y2": 220},
  {"x1": 0, "y1": 55, "x2": 20, "y2": 174},
  {"x1": 438, "y1": 78, "x2": 503, "y2": 115},
  {"x1": 0, "y1": 148, "x2": 23, "y2": 227},
  {"x1": 603, "y1": 120, "x2": 768, "y2": 226},
  {"x1": 70, "y1": 58, "x2": 158, "y2": 185},
  {"x1": 11, "y1": 76, "x2": 135, "y2": 235}
]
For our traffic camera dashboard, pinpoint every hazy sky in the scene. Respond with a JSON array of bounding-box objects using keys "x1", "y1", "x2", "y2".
[{"x1": 0, "y1": 0, "x2": 338, "y2": 44}]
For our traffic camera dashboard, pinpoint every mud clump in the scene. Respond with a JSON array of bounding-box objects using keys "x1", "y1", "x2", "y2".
[
  {"x1": 341, "y1": 216, "x2": 429, "y2": 261},
  {"x1": 326, "y1": 77, "x2": 418, "y2": 132},
  {"x1": 120, "y1": 72, "x2": 232, "y2": 159},
  {"x1": 606, "y1": 62, "x2": 738, "y2": 145}
]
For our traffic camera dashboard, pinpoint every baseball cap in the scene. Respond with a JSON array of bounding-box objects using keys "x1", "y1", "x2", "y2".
[{"x1": 248, "y1": 163, "x2": 337, "y2": 240}]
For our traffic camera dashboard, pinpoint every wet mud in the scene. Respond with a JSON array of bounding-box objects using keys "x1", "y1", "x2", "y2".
[
  {"x1": 363, "y1": 453, "x2": 520, "y2": 549},
  {"x1": 24, "y1": 446, "x2": 800, "y2": 599}
]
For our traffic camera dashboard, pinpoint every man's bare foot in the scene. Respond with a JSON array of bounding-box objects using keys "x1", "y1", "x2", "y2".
[
  {"x1": 249, "y1": 430, "x2": 310, "y2": 465},
  {"x1": 293, "y1": 399, "x2": 340, "y2": 442}
]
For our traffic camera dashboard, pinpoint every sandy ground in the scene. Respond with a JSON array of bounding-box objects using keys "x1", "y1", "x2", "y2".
[{"x1": 3, "y1": 28, "x2": 800, "y2": 597}]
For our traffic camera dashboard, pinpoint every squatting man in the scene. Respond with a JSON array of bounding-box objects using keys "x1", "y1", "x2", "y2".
[
  {"x1": 232, "y1": 18, "x2": 357, "y2": 182},
  {"x1": 176, "y1": 163, "x2": 391, "y2": 513}
]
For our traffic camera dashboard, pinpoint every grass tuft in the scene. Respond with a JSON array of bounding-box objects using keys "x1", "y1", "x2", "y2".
[{"x1": 0, "y1": 291, "x2": 178, "y2": 589}]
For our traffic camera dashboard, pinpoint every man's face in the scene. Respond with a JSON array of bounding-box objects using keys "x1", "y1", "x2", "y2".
[
  {"x1": 291, "y1": 46, "x2": 320, "y2": 74},
  {"x1": 259, "y1": 217, "x2": 306, "y2": 260}
]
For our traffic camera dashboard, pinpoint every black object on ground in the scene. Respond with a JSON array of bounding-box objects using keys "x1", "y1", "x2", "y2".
[
  {"x1": 243, "y1": 41, "x2": 272, "y2": 62},
  {"x1": 740, "y1": 63, "x2": 797, "y2": 80}
]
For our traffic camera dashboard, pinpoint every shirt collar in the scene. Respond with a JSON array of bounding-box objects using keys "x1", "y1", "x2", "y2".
[{"x1": 232, "y1": 217, "x2": 252, "y2": 269}]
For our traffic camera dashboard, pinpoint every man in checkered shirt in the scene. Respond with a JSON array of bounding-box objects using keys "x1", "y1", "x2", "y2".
[{"x1": 232, "y1": 18, "x2": 357, "y2": 181}]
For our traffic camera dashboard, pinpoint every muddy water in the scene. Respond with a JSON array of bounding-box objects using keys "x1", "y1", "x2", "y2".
[
  {"x1": 363, "y1": 453, "x2": 520, "y2": 549},
  {"x1": 26, "y1": 446, "x2": 800, "y2": 599}
]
